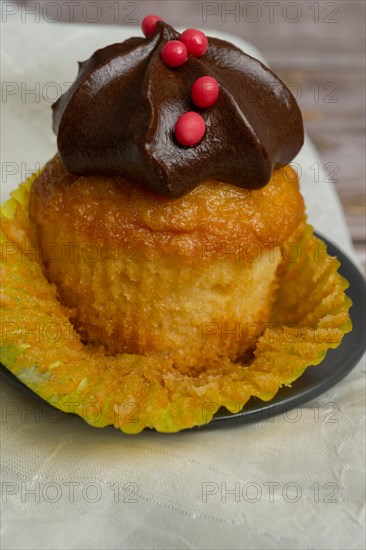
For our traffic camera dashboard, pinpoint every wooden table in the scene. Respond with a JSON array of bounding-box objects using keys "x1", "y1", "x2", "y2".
[{"x1": 21, "y1": 0, "x2": 366, "y2": 270}]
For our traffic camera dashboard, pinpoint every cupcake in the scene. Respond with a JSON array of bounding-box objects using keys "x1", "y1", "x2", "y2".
[{"x1": 0, "y1": 17, "x2": 351, "y2": 432}]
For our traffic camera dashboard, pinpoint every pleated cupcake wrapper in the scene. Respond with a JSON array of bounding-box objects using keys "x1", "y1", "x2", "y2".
[{"x1": 0, "y1": 173, "x2": 352, "y2": 433}]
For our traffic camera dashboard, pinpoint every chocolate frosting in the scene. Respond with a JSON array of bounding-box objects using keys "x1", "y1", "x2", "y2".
[{"x1": 52, "y1": 23, "x2": 304, "y2": 197}]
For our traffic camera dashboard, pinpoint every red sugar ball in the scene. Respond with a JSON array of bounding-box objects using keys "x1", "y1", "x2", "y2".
[
  {"x1": 142, "y1": 15, "x2": 164, "y2": 37},
  {"x1": 160, "y1": 40, "x2": 188, "y2": 68},
  {"x1": 180, "y1": 29, "x2": 208, "y2": 57},
  {"x1": 191, "y1": 76, "x2": 219, "y2": 108},
  {"x1": 174, "y1": 112, "x2": 206, "y2": 146}
]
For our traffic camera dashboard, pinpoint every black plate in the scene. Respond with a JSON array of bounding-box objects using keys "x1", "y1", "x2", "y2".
[{"x1": 1, "y1": 234, "x2": 365, "y2": 430}]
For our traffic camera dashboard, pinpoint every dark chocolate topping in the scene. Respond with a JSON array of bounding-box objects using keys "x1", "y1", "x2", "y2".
[{"x1": 52, "y1": 23, "x2": 304, "y2": 198}]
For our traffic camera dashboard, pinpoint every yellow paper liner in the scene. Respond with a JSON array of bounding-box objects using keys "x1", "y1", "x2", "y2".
[{"x1": 0, "y1": 174, "x2": 352, "y2": 433}]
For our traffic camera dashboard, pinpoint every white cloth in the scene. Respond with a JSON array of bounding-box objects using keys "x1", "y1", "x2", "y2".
[{"x1": 1, "y1": 20, "x2": 365, "y2": 550}]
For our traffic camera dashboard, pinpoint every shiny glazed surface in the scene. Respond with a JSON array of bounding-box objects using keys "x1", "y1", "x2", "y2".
[
  {"x1": 29, "y1": 155, "x2": 305, "y2": 261},
  {"x1": 52, "y1": 22, "x2": 304, "y2": 197}
]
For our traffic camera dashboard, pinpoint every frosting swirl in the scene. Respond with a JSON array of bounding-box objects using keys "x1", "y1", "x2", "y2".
[{"x1": 52, "y1": 22, "x2": 304, "y2": 197}]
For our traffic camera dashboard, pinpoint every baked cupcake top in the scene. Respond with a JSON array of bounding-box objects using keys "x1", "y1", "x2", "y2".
[{"x1": 52, "y1": 17, "x2": 304, "y2": 197}]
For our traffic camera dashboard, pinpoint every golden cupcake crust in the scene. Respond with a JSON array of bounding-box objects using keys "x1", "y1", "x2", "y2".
[{"x1": 29, "y1": 155, "x2": 304, "y2": 261}]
